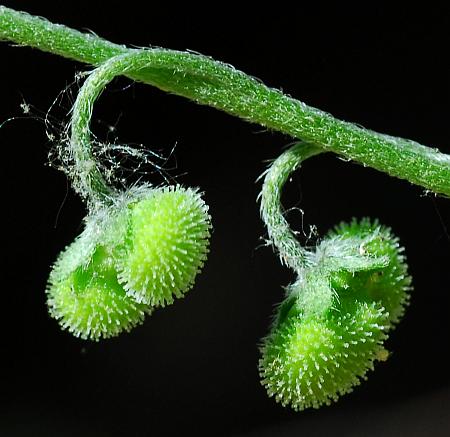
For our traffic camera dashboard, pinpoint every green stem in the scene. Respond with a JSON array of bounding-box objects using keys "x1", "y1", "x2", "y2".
[
  {"x1": 72, "y1": 51, "x2": 212, "y2": 205},
  {"x1": 259, "y1": 142, "x2": 324, "y2": 273},
  {"x1": 1, "y1": 6, "x2": 450, "y2": 196},
  {"x1": 70, "y1": 55, "x2": 133, "y2": 205}
]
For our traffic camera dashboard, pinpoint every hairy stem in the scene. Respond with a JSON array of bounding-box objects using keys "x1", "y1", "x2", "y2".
[
  {"x1": 70, "y1": 64, "x2": 117, "y2": 205},
  {"x1": 69, "y1": 53, "x2": 165, "y2": 205},
  {"x1": 72, "y1": 51, "x2": 217, "y2": 204},
  {"x1": 260, "y1": 143, "x2": 324, "y2": 273},
  {"x1": 1, "y1": 5, "x2": 449, "y2": 196}
]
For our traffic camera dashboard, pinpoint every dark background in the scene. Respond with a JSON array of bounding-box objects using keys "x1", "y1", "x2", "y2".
[{"x1": 1, "y1": 2, "x2": 449, "y2": 436}]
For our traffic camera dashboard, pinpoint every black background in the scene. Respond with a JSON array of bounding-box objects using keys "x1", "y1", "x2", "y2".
[{"x1": 1, "y1": 2, "x2": 449, "y2": 436}]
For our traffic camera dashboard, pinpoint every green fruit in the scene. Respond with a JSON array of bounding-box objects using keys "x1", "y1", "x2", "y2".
[
  {"x1": 47, "y1": 243, "x2": 151, "y2": 341},
  {"x1": 47, "y1": 184, "x2": 211, "y2": 340},
  {"x1": 326, "y1": 218, "x2": 411, "y2": 325},
  {"x1": 259, "y1": 219, "x2": 412, "y2": 410},
  {"x1": 259, "y1": 302, "x2": 388, "y2": 411},
  {"x1": 118, "y1": 186, "x2": 211, "y2": 307}
]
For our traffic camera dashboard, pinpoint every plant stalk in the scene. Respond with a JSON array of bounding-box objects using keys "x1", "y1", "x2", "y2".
[{"x1": 1, "y1": 6, "x2": 449, "y2": 196}]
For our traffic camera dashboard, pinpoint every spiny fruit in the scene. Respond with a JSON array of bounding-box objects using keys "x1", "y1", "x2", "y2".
[
  {"x1": 259, "y1": 218, "x2": 411, "y2": 410},
  {"x1": 259, "y1": 302, "x2": 388, "y2": 410},
  {"x1": 47, "y1": 241, "x2": 151, "y2": 340},
  {"x1": 325, "y1": 218, "x2": 411, "y2": 325},
  {"x1": 118, "y1": 186, "x2": 211, "y2": 307},
  {"x1": 47, "y1": 185, "x2": 211, "y2": 340}
]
